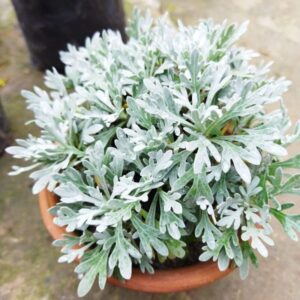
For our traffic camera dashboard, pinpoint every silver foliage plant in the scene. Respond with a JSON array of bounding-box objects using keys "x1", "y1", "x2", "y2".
[{"x1": 7, "y1": 10, "x2": 300, "y2": 297}]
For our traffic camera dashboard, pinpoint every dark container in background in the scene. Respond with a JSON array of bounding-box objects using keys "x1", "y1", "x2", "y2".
[
  {"x1": 0, "y1": 97, "x2": 10, "y2": 155},
  {"x1": 12, "y1": 0, "x2": 126, "y2": 71}
]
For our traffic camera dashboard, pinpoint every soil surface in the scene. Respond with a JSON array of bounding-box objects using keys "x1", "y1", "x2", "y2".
[
  {"x1": 152, "y1": 241, "x2": 204, "y2": 270},
  {"x1": 1, "y1": 0, "x2": 300, "y2": 299}
]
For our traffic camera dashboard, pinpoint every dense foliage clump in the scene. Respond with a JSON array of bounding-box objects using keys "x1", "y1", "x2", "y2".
[{"x1": 7, "y1": 11, "x2": 300, "y2": 297}]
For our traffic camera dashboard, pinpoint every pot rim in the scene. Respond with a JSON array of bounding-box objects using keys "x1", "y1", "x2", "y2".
[{"x1": 38, "y1": 188, "x2": 234, "y2": 293}]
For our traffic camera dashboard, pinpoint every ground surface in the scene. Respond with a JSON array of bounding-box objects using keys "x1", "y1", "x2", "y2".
[{"x1": 0, "y1": 0, "x2": 300, "y2": 299}]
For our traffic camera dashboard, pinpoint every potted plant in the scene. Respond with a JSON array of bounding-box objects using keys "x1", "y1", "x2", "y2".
[{"x1": 7, "y1": 11, "x2": 300, "y2": 297}]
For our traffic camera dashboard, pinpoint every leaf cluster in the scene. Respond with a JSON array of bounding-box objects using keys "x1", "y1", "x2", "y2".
[{"x1": 6, "y1": 10, "x2": 300, "y2": 296}]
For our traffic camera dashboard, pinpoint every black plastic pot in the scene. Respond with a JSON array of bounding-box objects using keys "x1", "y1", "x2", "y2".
[
  {"x1": 0, "y1": 97, "x2": 10, "y2": 155},
  {"x1": 12, "y1": 0, "x2": 126, "y2": 71}
]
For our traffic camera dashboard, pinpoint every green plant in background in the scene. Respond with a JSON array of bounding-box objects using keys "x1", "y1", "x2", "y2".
[{"x1": 7, "y1": 10, "x2": 300, "y2": 297}]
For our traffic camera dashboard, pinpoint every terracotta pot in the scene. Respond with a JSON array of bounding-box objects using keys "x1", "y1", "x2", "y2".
[{"x1": 39, "y1": 189, "x2": 234, "y2": 293}]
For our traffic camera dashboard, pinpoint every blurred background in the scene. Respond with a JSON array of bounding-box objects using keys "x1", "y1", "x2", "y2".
[{"x1": 0, "y1": 0, "x2": 299, "y2": 299}]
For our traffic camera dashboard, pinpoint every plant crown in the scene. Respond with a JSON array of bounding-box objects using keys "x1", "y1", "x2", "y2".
[{"x1": 7, "y1": 10, "x2": 300, "y2": 297}]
